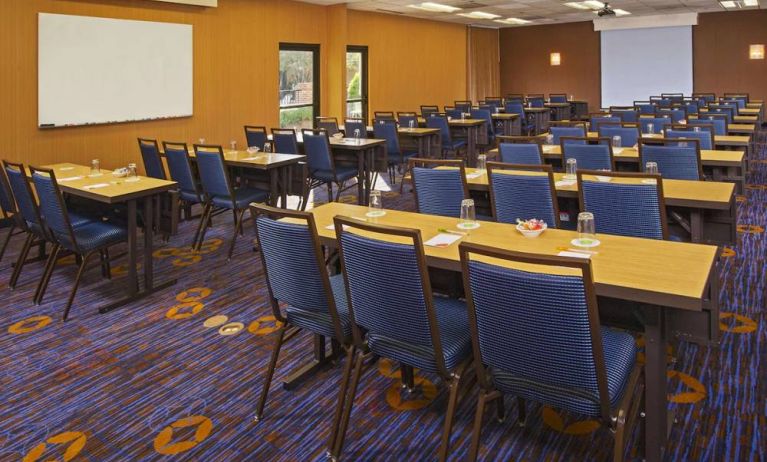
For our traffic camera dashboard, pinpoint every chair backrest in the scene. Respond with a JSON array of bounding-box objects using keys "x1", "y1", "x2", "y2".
[
  {"x1": 484, "y1": 97, "x2": 503, "y2": 108},
  {"x1": 655, "y1": 108, "x2": 686, "y2": 123},
  {"x1": 527, "y1": 96, "x2": 545, "y2": 108},
  {"x1": 720, "y1": 98, "x2": 745, "y2": 110},
  {"x1": 610, "y1": 109, "x2": 639, "y2": 123},
  {"x1": 459, "y1": 243, "x2": 612, "y2": 420},
  {"x1": 455, "y1": 101, "x2": 472, "y2": 113},
  {"x1": 316, "y1": 117, "x2": 340, "y2": 135},
  {"x1": 2, "y1": 161, "x2": 42, "y2": 232},
  {"x1": 597, "y1": 125, "x2": 640, "y2": 147},
  {"x1": 682, "y1": 100, "x2": 700, "y2": 115},
  {"x1": 372, "y1": 119, "x2": 400, "y2": 155},
  {"x1": 302, "y1": 129, "x2": 334, "y2": 173},
  {"x1": 723, "y1": 93, "x2": 748, "y2": 103},
  {"x1": 549, "y1": 94, "x2": 568, "y2": 103},
  {"x1": 138, "y1": 138, "x2": 166, "y2": 180},
  {"x1": 639, "y1": 116, "x2": 672, "y2": 134},
  {"x1": 0, "y1": 166, "x2": 16, "y2": 216},
  {"x1": 445, "y1": 108, "x2": 463, "y2": 120},
  {"x1": 498, "y1": 143, "x2": 543, "y2": 165},
  {"x1": 470, "y1": 109, "x2": 494, "y2": 136},
  {"x1": 551, "y1": 126, "x2": 585, "y2": 145},
  {"x1": 506, "y1": 94, "x2": 524, "y2": 103},
  {"x1": 561, "y1": 138, "x2": 614, "y2": 170},
  {"x1": 666, "y1": 128, "x2": 713, "y2": 150},
  {"x1": 638, "y1": 139, "x2": 703, "y2": 180},
  {"x1": 420, "y1": 105, "x2": 440, "y2": 117},
  {"x1": 397, "y1": 112, "x2": 419, "y2": 128},
  {"x1": 577, "y1": 170, "x2": 667, "y2": 239},
  {"x1": 697, "y1": 114, "x2": 728, "y2": 135},
  {"x1": 705, "y1": 105, "x2": 734, "y2": 123},
  {"x1": 163, "y1": 142, "x2": 201, "y2": 200},
  {"x1": 193, "y1": 145, "x2": 234, "y2": 199},
  {"x1": 589, "y1": 116, "x2": 621, "y2": 130},
  {"x1": 373, "y1": 111, "x2": 395, "y2": 121},
  {"x1": 335, "y1": 216, "x2": 450, "y2": 376},
  {"x1": 271, "y1": 128, "x2": 300, "y2": 154},
  {"x1": 425, "y1": 114, "x2": 453, "y2": 145},
  {"x1": 488, "y1": 162, "x2": 559, "y2": 227},
  {"x1": 504, "y1": 102, "x2": 526, "y2": 116},
  {"x1": 244, "y1": 125, "x2": 269, "y2": 150},
  {"x1": 408, "y1": 158, "x2": 468, "y2": 217},
  {"x1": 693, "y1": 92, "x2": 716, "y2": 103},
  {"x1": 253, "y1": 203, "x2": 345, "y2": 341},
  {"x1": 344, "y1": 119, "x2": 368, "y2": 139},
  {"x1": 29, "y1": 166, "x2": 82, "y2": 249},
  {"x1": 634, "y1": 103, "x2": 656, "y2": 115}
]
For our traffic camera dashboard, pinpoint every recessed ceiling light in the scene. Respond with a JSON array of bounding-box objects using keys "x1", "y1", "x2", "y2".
[
  {"x1": 407, "y1": 2, "x2": 461, "y2": 13},
  {"x1": 457, "y1": 11, "x2": 501, "y2": 19},
  {"x1": 743, "y1": 0, "x2": 758, "y2": 6},
  {"x1": 564, "y1": 1, "x2": 592, "y2": 9},
  {"x1": 719, "y1": 0, "x2": 737, "y2": 7},
  {"x1": 613, "y1": 9, "x2": 631, "y2": 15},
  {"x1": 494, "y1": 17, "x2": 533, "y2": 25},
  {"x1": 583, "y1": 0, "x2": 607, "y2": 9}
]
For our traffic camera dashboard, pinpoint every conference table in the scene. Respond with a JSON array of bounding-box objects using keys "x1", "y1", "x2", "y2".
[
  {"x1": 491, "y1": 113, "x2": 521, "y2": 136},
  {"x1": 544, "y1": 102, "x2": 571, "y2": 121},
  {"x1": 454, "y1": 167, "x2": 736, "y2": 244},
  {"x1": 306, "y1": 201, "x2": 719, "y2": 462},
  {"x1": 44, "y1": 162, "x2": 178, "y2": 312},
  {"x1": 339, "y1": 125, "x2": 441, "y2": 159}
]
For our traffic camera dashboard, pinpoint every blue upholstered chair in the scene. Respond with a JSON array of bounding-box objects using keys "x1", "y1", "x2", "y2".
[
  {"x1": 329, "y1": 217, "x2": 471, "y2": 462},
  {"x1": 682, "y1": 100, "x2": 700, "y2": 115},
  {"x1": 506, "y1": 94, "x2": 524, "y2": 104},
  {"x1": 271, "y1": 128, "x2": 300, "y2": 154},
  {"x1": 666, "y1": 128, "x2": 713, "y2": 150},
  {"x1": 590, "y1": 116, "x2": 621, "y2": 131},
  {"x1": 639, "y1": 116, "x2": 672, "y2": 134},
  {"x1": 470, "y1": 108, "x2": 495, "y2": 147},
  {"x1": 426, "y1": 114, "x2": 467, "y2": 159},
  {"x1": 484, "y1": 97, "x2": 503, "y2": 108},
  {"x1": 655, "y1": 108, "x2": 686, "y2": 124},
  {"x1": 638, "y1": 139, "x2": 703, "y2": 181},
  {"x1": 163, "y1": 142, "x2": 205, "y2": 245},
  {"x1": 373, "y1": 119, "x2": 417, "y2": 185},
  {"x1": 609, "y1": 108, "x2": 639, "y2": 123},
  {"x1": 445, "y1": 107, "x2": 463, "y2": 120},
  {"x1": 705, "y1": 105, "x2": 734, "y2": 124},
  {"x1": 138, "y1": 138, "x2": 167, "y2": 180},
  {"x1": 193, "y1": 144, "x2": 269, "y2": 259},
  {"x1": 504, "y1": 102, "x2": 532, "y2": 135},
  {"x1": 344, "y1": 119, "x2": 368, "y2": 139},
  {"x1": 694, "y1": 115, "x2": 727, "y2": 136},
  {"x1": 455, "y1": 101, "x2": 472, "y2": 113},
  {"x1": 527, "y1": 96, "x2": 545, "y2": 108},
  {"x1": 409, "y1": 158, "x2": 468, "y2": 217},
  {"x1": 30, "y1": 166, "x2": 128, "y2": 320},
  {"x1": 720, "y1": 99, "x2": 744, "y2": 112},
  {"x1": 244, "y1": 125, "x2": 269, "y2": 151},
  {"x1": 301, "y1": 129, "x2": 358, "y2": 204},
  {"x1": 251, "y1": 203, "x2": 351, "y2": 427},
  {"x1": 578, "y1": 170, "x2": 667, "y2": 239},
  {"x1": 459, "y1": 243, "x2": 642, "y2": 462},
  {"x1": 693, "y1": 93, "x2": 716, "y2": 104},
  {"x1": 549, "y1": 94, "x2": 568, "y2": 103},
  {"x1": 317, "y1": 117, "x2": 341, "y2": 136},
  {"x1": 420, "y1": 105, "x2": 440, "y2": 117},
  {"x1": 634, "y1": 102, "x2": 656, "y2": 115},
  {"x1": 551, "y1": 126, "x2": 585, "y2": 145},
  {"x1": 373, "y1": 111, "x2": 396, "y2": 121},
  {"x1": 0, "y1": 168, "x2": 20, "y2": 264},
  {"x1": 397, "y1": 112, "x2": 419, "y2": 128},
  {"x1": 498, "y1": 143, "x2": 543, "y2": 165},
  {"x1": 598, "y1": 125, "x2": 640, "y2": 147},
  {"x1": 561, "y1": 137, "x2": 615, "y2": 170},
  {"x1": 488, "y1": 162, "x2": 559, "y2": 227}
]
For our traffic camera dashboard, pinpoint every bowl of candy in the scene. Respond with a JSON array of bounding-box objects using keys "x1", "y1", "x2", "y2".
[{"x1": 516, "y1": 218, "x2": 547, "y2": 238}]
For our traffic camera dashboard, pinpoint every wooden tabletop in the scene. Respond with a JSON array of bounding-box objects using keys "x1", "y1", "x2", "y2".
[
  {"x1": 456, "y1": 167, "x2": 734, "y2": 210},
  {"x1": 328, "y1": 137, "x2": 385, "y2": 150},
  {"x1": 583, "y1": 131, "x2": 750, "y2": 147},
  {"x1": 182, "y1": 149, "x2": 305, "y2": 170},
  {"x1": 308, "y1": 202, "x2": 717, "y2": 310},
  {"x1": 448, "y1": 118, "x2": 486, "y2": 127},
  {"x1": 491, "y1": 113, "x2": 519, "y2": 120},
  {"x1": 397, "y1": 127, "x2": 440, "y2": 137},
  {"x1": 544, "y1": 103, "x2": 571, "y2": 108},
  {"x1": 42, "y1": 163, "x2": 177, "y2": 204}
]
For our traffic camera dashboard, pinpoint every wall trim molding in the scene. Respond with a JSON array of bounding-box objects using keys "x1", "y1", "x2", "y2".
[
  {"x1": 148, "y1": 0, "x2": 217, "y2": 7},
  {"x1": 593, "y1": 13, "x2": 697, "y2": 31}
]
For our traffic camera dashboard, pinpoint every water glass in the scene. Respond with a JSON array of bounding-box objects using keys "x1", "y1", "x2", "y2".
[
  {"x1": 569, "y1": 95, "x2": 574, "y2": 101},
  {"x1": 230, "y1": 140, "x2": 237, "y2": 152},
  {"x1": 409, "y1": 120, "x2": 415, "y2": 129},
  {"x1": 458, "y1": 199, "x2": 478, "y2": 230},
  {"x1": 461, "y1": 112, "x2": 466, "y2": 121},
  {"x1": 477, "y1": 154, "x2": 487, "y2": 173},
  {"x1": 546, "y1": 134, "x2": 554, "y2": 145},
  {"x1": 647, "y1": 123, "x2": 654, "y2": 134},
  {"x1": 198, "y1": 138, "x2": 206, "y2": 145},
  {"x1": 612, "y1": 135, "x2": 622, "y2": 148},
  {"x1": 693, "y1": 126, "x2": 701, "y2": 132},
  {"x1": 127, "y1": 163, "x2": 139, "y2": 182},
  {"x1": 264, "y1": 142, "x2": 272, "y2": 153},
  {"x1": 565, "y1": 158, "x2": 577, "y2": 180},
  {"x1": 644, "y1": 161, "x2": 658, "y2": 184},
  {"x1": 90, "y1": 159, "x2": 101, "y2": 176},
  {"x1": 354, "y1": 129, "x2": 361, "y2": 143},
  {"x1": 366, "y1": 190, "x2": 385, "y2": 217},
  {"x1": 576, "y1": 212, "x2": 596, "y2": 245}
]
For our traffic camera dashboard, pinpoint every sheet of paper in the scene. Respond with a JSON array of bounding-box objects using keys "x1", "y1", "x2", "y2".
[
  {"x1": 424, "y1": 233, "x2": 462, "y2": 248},
  {"x1": 466, "y1": 172, "x2": 483, "y2": 179},
  {"x1": 613, "y1": 147, "x2": 624, "y2": 154},
  {"x1": 83, "y1": 183, "x2": 110, "y2": 190},
  {"x1": 58, "y1": 176, "x2": 84, "y2": 182},
  {"x1": 542, "y1": 145, "x2": 556, "y2": 153},
  {"x1": 555, "y1": 180, "x2": 576, "y2": 187},
  {"x1": 558, "y1": 251, "x2": 591, "y2": 259}
]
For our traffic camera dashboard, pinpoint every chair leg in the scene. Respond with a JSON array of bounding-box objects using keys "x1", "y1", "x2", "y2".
[
  {"x1": 327, "y1": 183, "x2": 333, "y2": 202},
  {"x1": 254, "y1": 325, "x2": 287, "y2": 422},
  {"x1": 328, "y1": 345, "x2": 357, "y2": 457},
  {"x1": 34, "y1": 244, "x2": 60, "y2": 305},
  {"x1": 195, "y1": 204, "x2": 213, "y2": 251},
  {"x1": 495, "y1": 394, "x2": 505, "y2": 423},
  {"x1": 0, "y1": 223, "x2": 16, "y2": 263},
  {"x1": 516, "y1": 396, "x2": 527, "y2": 426},
  {"x1": 468, "y1": 391, "x2": 489, "y2": 462},
  {"x1": 191, "y1": 202, "x2": 209, "y2": 249},
  {"x1": 9, "y1": 233, "x2": 34, "y2": 290},
  {"x1": 227, "y1": 209, "x2": 246, "y2": 260},
  {"x1": 401, "y1": 364, "x2": 415, "y2": 391},
  {"x1": 63, "y1": 251, "x2": 95, "y2": 321},
  {"x1": 330, "y1": 350, "x2": 365, "y2": 459},
  {"x1": 437, "y1": 375, "x2": 462, "y2": 462},
  {"x1": 103, "y1": 248, "x2": 112, "y2": 279}
]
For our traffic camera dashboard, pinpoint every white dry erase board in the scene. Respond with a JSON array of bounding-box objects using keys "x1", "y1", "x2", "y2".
[{"x1": 38, "y1": 13, "x2": 193, "y2": 128}]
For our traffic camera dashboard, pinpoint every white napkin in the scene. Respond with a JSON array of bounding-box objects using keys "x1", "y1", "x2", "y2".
[
  {"x1": 542, "y1": 145, "x2": 557, "y2": 153},
  {"x1": 555, "y1": 180, "x2": 576, "y2": 187},
  {"x1": 83, "y1": 183, "x2": 110, "y2": 190},
  {"x1": 58, "y1": 176, "x2": 84, "y2": 182},
  {"x1": 466, "y1": 172, "x2": 483, "y2": 180},
  {"x1": 242, "y1": 156, "x2": 264, "y2": 161},
  {"x1": 425, "y1": 233, "x2": 462, "y2": 248},
  {"x1": 613, "y1": 147, "x2": 624, "y2": 154},
  {"x1": 558, "y1": 251, "x2": 591, "y2": 259},
  {"x1": 58, "y1": 167, "x2": 75, "y2": 171}
]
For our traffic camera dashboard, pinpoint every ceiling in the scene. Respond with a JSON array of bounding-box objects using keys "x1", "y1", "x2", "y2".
[{"x1": 300, "y1": 0, "x2": 762, "y2": 27}]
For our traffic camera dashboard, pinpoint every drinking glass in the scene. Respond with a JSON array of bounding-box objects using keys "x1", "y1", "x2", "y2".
[
  {"x1": 354, "y1": 129, "x2": 361, "y2": 144},
  {"x1": 569, "y1": 95, "x2": 574, "y2": 101},
  {"x1": 546, "y1": 134, "x2": 554, "y2": 145},
  {"x1": 264, "y1": 142, "x2": 272, "y2": 153},
  {"x1": 90, "y1": 159, "x2": 101, "y2": 176},
  {"x1": 564, "y1": 158, "x2": 577, "y2": 180},
  {"x1": 477, "y1": 154, "x2": 487, "y2": 173},
  {"x1": 366, "y1": 190, "x2": 385, "y2": 217},
  {"x1": 409, "y1": 120, "x2": 415, "y2": 129},
  {"x1": 127, "y1": 163, "x2": 139, "y2": 182},
  {"x1": 693, "y1": 126, "x2": 701, "y2": 132},
  {"x1": 643, "y1": 162, "x2": 658, "y2": 184},
  {"x1": 458, "y1": 199, "x2": 478, "y2": 230},
  {"x1": 612, "y1": 135, "x2": 622, "y2": 148},
  {"x1": 647, "y1": 123, "x2": 654, "y2": 134},
  {"x1": 230, "y1": 140, "x2": 237, "y2": 152},
  {"x1": 199, "y1": 138, "x2": 206, "y2": 145},
  {"x1": 576, "y1": 212, "x2": 597, "y2": 246},
  {"x1": 461, "y1": 111, "x2": 466, "y2": 121}
]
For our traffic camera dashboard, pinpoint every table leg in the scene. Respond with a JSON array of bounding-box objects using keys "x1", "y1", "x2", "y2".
[
  {"x1": 143, "y1": 195, "x2": 154, "y2": 291},
  {"x1": 467, "y1": 126, "x2": 477, "y2": 167},
  {"x1": 356, "y1": 153, "x2": 365, "y2": 206},
  {"x1": 127, "y1": 199, "x2": 138, "y2": 297},
  {"x1": 280, "y1": 165, "x2": 289, "y2": 208},
  {"x1": 643, "y1": 306, "x2": 669, "y2": 462},
  {"x1": 690, "y1": 210, "x2": 703, "y2": 243},
  {"x1": 269, "y1": 169, "x2": 279, "y2": 207}
]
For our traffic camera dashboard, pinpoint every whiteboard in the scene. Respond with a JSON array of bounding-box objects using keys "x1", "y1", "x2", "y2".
[
  {"x1": 38, "y1": 13, "x2": 193, "y2": 127},
  {"x1": 600, "y1": 26, "x2": 693, "y2": 108}
]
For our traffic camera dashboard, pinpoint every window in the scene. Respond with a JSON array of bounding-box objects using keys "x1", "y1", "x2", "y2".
[
  {"x1": 346, "y1": 46, "x2": 368, "y2": 122},
  {"x1": 279, "y1": 43, "x2": 320, "y2": 130}
]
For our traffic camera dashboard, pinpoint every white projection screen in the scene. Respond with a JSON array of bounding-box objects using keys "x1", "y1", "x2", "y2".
[
  {"x1": 600, "y1": 26, "x2": 693, "y2": 108},
  {"x1": 38, "y1": 13, "x2": 193, "y2": 127}
]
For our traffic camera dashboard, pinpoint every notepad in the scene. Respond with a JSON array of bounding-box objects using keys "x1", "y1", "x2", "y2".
[
  {"x1": 466, "y1": 172, "x2": 483, "y2": 179},
  {"x1": 557, "y1": 251, "x2": 591, "y2": 259},
  {"x1": 58, "y1": 176, "x2": 84, "y2": 182},
  {"x1": 542, "y1": 145, "x2": 556, "y2": 153},
  {"x1": 613, "y1": 147, "x2": 624, "y2": 154},
  {"x1": 83, "y1": 183, "x2": 110, "y2": 190},
  {"x1": 424, "y1": 233, "x2": 462, "y2": 248},
  {"x1": 555, "y1": 180, "x2": 576, "y2": 187}
]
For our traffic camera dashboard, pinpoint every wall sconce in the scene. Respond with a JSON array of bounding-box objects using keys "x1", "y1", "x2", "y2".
[
  {"x1": 550, "y1": 52, "x2": 561, "y2": 66},
  {"x1": 749, "y1": 44, "x2": 765, "y2": 60}
]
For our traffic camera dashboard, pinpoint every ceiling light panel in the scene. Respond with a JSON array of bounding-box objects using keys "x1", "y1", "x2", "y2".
[
  {"x1": 494, "y1": 17, "x2": 533, "y2": 24},
  {"x1": 407, "y1": 2, "x2": 461, "y2": 13},
  {"x1": 457, "y1": 11, "x2": 501, "y2": 19}
]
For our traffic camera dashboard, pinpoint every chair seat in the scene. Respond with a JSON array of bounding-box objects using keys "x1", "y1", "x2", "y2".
[
  {"x1": 179, "y1": 190, "x2": 202, "y2": 204},
  {"x1": 58, "y1": 221, "x2": 128, "y2": 253},
  {"x1": 311, "y1": 166, "x2": 358, "y2": 183},
  {"x1": 491, "y1": 328, "x2": 637, "y2": 417},
  {"x1": 69, "y1": 212, "x2": 99, "y2": 229},
  {"x1": 211, "y1": 187, "x2": 269, "y2": 210},
  {"x1": 285, "y1": 274, "x2": 351, "y2": 340},
  {"x1": 367, "y1": 297, "x2": 471, "y2": 374}
]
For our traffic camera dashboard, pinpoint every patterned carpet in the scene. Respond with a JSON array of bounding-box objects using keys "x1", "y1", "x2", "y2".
[{"x1": 0, "y1": 134, "x2": 764, "y2": 461}]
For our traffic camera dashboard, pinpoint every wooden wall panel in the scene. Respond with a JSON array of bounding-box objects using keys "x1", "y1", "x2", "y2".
[
  {"x1": 347, "y1": 10, "x2": 467, "y2": 116},
  {"x1": 468, "y1": 26, "x2": 500, "y2": 102},
  {"x1": 499, "y1": 21, "x2": 601, "y2": 111},
  {"x1": 0, "y1": 0, "x2": 328, "y2": 170},
  {"x1": 694, "y1": 10, "x2": 767, "y2": 101}
]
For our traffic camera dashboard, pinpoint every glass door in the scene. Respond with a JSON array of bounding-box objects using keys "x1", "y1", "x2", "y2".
[
  {"x1": 346, "y1": 46, "x2": 368, "y2": 122},
  {"x1": 279, "y1": 43, "x2": 320, "y2": 130}
]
